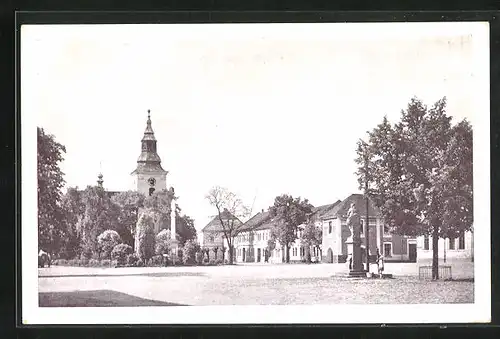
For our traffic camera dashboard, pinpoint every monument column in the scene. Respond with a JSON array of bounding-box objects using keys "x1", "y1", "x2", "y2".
[
  {"x1": 345, "y1": 203, "x2": 366, "y2": 277},
  {"x1": 169, "y1": 187, "x2": 179, "y2": 263}
]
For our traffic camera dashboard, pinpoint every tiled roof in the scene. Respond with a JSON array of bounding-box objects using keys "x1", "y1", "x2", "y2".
[
  {"x1": 201, "y1": 209, "x2": 242, "y2": 232},
  {"x1": 239, "y1": 210, "x2": 273, "y2": 232},
  {"x1": 311, "y1": 200, "x2": 342, "y2": 219},
  {"x1": 321, "y1": 193, "x2": 381, "y2": 220}
]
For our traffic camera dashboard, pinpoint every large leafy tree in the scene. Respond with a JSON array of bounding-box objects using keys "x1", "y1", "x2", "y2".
[
  {"x1": 77, "y1": 185, "x2": 120, "y2": 258},
  {"x1": 175, "y1": 208, "x2": 197, "y2": 246},
  {"x1": 37, "y1": 127, "x2": 66, "y2": 255},
  {"x1": 143, "y1": 189, "x2": 175, "y2": 233},
  {"x1": 111, "y1": 190, "x2": 146, "y2": 247},
  {"x1": 60, "y1": 187, "x2": 85, "y2": 258},
  {"x1": 355, "y1": 97, "x2": 473, "y2": 279},
  {"x1": 268, "y1": 194, "x2": 314, "y2": 263},
  {"x1": 97, "y1": 229, "x2": 122, "y2": 260},
  {"x1": 205, "y1": 186, "x2": 249, "y2": 265},
  {"x1": 301, "y1": 220, "x2": 322, "y2": 263}
]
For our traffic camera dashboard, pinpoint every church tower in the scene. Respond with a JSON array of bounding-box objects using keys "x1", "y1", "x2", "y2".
[{"x1": 131, "y1": 110, "x2": 168, "y2": 196}]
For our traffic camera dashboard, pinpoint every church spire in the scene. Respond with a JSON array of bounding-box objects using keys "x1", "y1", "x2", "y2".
[
  {"x1": 97, "y1": 173, "x2": 103, "y2": 187},
  {"x1": 131, "y1": 109, "x2": 167, "y2": 175}
]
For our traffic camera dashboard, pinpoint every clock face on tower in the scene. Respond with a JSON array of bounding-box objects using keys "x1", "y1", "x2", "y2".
[{"x1": 148, "y1": 177, "x2": 156, "y2": 186}]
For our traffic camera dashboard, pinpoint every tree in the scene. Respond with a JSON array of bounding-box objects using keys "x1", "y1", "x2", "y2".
[
  {"x1": 97, "y1": 230, "x2": 122, "y2": 260},
  {"x1": 60, "y1": 187, "x2": 85, "y2": 259},
  {"x1": 78, "y1": 185, "x2": 120, "y2": 258},
  {"x1": 355, "y1": 97, "x2": 473, "y2": 279},
  {"x1": 206, "y1": 186, "x2": 249, "y2": 265},
  {"x1": 144, "y1": 189, "x2": 175, "y2": 233},
  {"x1": 37, "y1": 127, "x2": 66, "y2": 255},
  {"x1": 268, "y1": 194, "x2": 314, "y2": 263},
  {"x1": 301, "y1": 220, "x2": 322, "y2": 263},
  {"x1": 213, "y1": 246, "x2": 219, "y2": 260},
  {"x1": 134, "y1": 209, "x2": 156, "y2": 262},
  {"x1": 111, "y1": 191, "x2": 146, "y2": 247},
  {"x1": 176, "y1": 211, "x2": 197, "y2": 246},
  {"x1": 155, "y1": 229, "x2": 172, "y2": 255}
]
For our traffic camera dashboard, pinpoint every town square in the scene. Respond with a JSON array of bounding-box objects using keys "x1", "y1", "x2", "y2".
[{"x1": 21, "y1": 22, "x2": 490, "y2": 324}]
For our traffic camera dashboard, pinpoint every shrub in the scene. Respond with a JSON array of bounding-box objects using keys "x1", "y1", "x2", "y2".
[
  {"x1": 88, "y1": 259, "x2": 100, "y2": 267},
  {"x1": 68, "y1": 259, "x2": 78, "y2": 266},
  {"x1": 111, "y1": 244, "x2": 133, "y2": 266},
  {"x1": 151, "y1": 255, "x2": 163, "y2": 267},
  {"x1": 155, "y1": 229, "x2": 172, "y2": 256},
  {"x1": 195, "y1": 252, "x2": 203, "y2": 265},
  {"x1": 126, "y1": 253, "x2": 139, "y2": 267},
  {"x1": 98, "y1": 230, "x2": 122, "y2": 260},
  {"x1": 136, "y1": 259, "x2": 144, "y2": 267},
  {"x1": 182, "y1": 239, "x2": 200, "y2": 265},
  {"x1": 80, "y1": 258, "x2": 89, "y2": 267},
  {"x1": 101, "y1": 259, "x2": 111, "y2": 267},
  {"x1": 203, "y1": 257, "x2": 209, "y2": 264},
  {"x1": 111, "y1": 260, "x2": 118, "y2": 268},
  {"x1": 208, "y1": 259, "x2": 216, "y2": 266},
  {"x1": 215, "y1": 259, "x2": 223, "y2": 265}
]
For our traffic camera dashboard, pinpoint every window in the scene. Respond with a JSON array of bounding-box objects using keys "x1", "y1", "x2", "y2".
[
  {"x1": 149, "y1": 187, "x2": 155, "y2": 196},
  {"x1": 449, "y1": 237, "x2": 455, "y2": 250},
  {"x1": 424, "y1": 236, "x2": 429, "y2": 250},
  {"x1": 328, "y1": 221, "x2": 332, "y2": 234},
  {"x1": 360, "y1": 219, "x2": 364, "y2": 234},
  {"x1": 383, "y1": 243, "x2": 392, "y2": 257},
  {"x1": 209, "y1": 235, "x2": 214, "y2": 242},
  {"x1": 459, "y1": 232, "x2": 465, "y2": 250},
  {"x1": 300, "y1": 247, "x2": 305, "y2": 257}
]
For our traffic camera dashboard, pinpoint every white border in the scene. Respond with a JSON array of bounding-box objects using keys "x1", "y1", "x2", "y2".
[{"x1": 21, "y1": 22, "x2": 491, "y2": 325}]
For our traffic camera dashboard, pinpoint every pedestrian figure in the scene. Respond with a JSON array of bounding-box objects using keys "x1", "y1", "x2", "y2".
[
  {"x1": 376, "y1": 248, "x2": 384, "y2": 275},
  {"x1": 348, "y1": 254, "x2": 353, "y2": 270}
]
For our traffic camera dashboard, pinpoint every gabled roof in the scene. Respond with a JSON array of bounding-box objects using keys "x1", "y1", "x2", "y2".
[
  {"x1": 321, "y1": 193, "x2": 381, "y2": 220},
  {"x1": 239, "y1": 210, "x2": 273, "y2": 232},
  {"x1": 311, "y1": 200, "x2": 342, "y2": 220},
  {"x1": 202, "y1": 209, "x2": 242, "y2": 232}
]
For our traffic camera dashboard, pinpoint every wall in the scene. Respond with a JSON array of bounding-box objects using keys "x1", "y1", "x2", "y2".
[{"x1": 416, "y1": 231, "x2": 473, "y2": 260}]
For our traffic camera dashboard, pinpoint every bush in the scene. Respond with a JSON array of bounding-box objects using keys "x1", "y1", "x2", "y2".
[
  {"x1": 208, "y1": 259, "x2": 216, "y2": 266},
  {"x1": 215, "y1": 259, "x2": 223, "y2": 265},
  {"x1": 203, "y1": 257, "x2": 209, "y2": 264},
  {"x1": 126, "y1": 253, "x2": 139, "y2": 267},
  {"x1": 98, "y1": 230, "x2": 122, "y2": 259},
  {"x1": 111, "y1": 244, "x2": 133, "y2": 266},
  {"x1": 68, "y1": 259, "x2": 78, "y2": 266},
  {"x1": 111, "y1": 260, "x2": 118, "y2": 268},
  {"x1": 136, "y1": 259, "x2": 144, "y2": 267},
  {"x1": 101, "y1": 259, "x2": 111, "y2": 267},
  {"x1": 53, "y1": 259, "x2": 68, "y2": 266},
  {"x1": 151, "y1": 255, "x2": 163, "y2": 267},
  {"x1": 79, "y1": 258, "x2": 89, "y2": 267},
  {"x1": 182, "y1": 239, "x2": 200, "y2": 266},
  {"x1": 155, "y1": 229, "x2": 172, "y2": 256},
  {"x1": 88, "y1": 259, "x2": 100, "y2": 267},
  {"x1": 195, "y1": 252, "x2": 203, "y2": 265}
]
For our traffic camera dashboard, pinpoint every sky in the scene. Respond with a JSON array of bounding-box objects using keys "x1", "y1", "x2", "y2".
[{"x1": 22, "y1": 22, "x2": 488, "y2": 234}]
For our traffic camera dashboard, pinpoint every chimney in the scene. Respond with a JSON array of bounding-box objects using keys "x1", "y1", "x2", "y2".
[{"x1": 261, "y1": 209, "x2": 264, "y2": 213}]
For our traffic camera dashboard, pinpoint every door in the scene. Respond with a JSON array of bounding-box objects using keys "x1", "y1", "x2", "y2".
[
  {"x1": 257, "y1": 248, "x2": 261, "y2": 262},
  {"x1": 242, "y1": 248, "x2": 246, "y2": 262},
  {"x1": 409, "y1": 243, "x2": 417, "y2": 262}
]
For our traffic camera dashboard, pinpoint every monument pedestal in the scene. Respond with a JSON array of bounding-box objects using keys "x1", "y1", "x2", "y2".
[{"x1": 346, "y1": 237, "x2": 367, "y2": 277}]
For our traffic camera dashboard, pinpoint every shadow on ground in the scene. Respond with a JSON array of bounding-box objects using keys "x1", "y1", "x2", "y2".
[
  {"x1": 39, "y1": 290, "x2": 188, "y2": 307},
  {"x1": 39, "y1": 272, "x2": 206, "y2": 278}
]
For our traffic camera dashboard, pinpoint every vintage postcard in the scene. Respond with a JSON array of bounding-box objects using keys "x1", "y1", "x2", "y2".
[{"x1": 21, "y1": 21, "x2": 490, "y2": 324}]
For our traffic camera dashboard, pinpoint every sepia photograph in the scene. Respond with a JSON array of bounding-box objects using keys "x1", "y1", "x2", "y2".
[{"x1": 21, "y1": 21, "x2": 490, "y2": 324}]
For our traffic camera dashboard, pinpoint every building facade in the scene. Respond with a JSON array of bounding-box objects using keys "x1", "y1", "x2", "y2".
[
  {"x1": 416, "y1": 231, "x2": 473, "y2": 261},
  {"x1": 320, "y1": 194, "x2": 416, "y2": 263},
  {"x1": 201, "y1": 208, "x2": 242, "y2": 256}
]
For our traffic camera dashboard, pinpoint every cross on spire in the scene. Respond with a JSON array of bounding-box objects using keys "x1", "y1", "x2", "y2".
[{"x1": 148, "y1": 109, "x2": 151, "y2": 120}]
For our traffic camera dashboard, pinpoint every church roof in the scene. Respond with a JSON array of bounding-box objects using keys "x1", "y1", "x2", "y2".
[{"x1": 321, "y1": 193, "x2": 382, "y2": 220}]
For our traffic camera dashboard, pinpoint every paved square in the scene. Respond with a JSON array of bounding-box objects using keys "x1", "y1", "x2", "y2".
[{"x1": 39, "y1": 261, "x2": 474, "y2": 306}]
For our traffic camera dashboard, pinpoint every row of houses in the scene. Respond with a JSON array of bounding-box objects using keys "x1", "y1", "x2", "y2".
[{"x1": 201, "y1": 193, "x2": 473, "y2": 264}]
